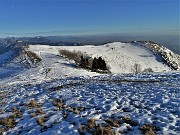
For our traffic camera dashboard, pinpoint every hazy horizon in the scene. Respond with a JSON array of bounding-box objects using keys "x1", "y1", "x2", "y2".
[{"x1": 1, "y1": 32, "x2": 179, "y2": 54}]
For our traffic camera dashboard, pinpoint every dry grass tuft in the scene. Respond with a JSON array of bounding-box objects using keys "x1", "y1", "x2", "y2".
[
  {"x1": 78, "y1": 118, "x2": 115, "y2": 135},
  {"x1": 63, "y1": 112, "x2": 68, "y2": 119},
  {"x1": 12, "y1": 107, "x2": 22, "y2": 118},
  {"x1": 79, "y1": 116, "x2": 138, "y2": 135},
  {"x1": 37, "y1": 108, "x2": 45, "y2": 114},
  {"x1": 53, "y1": 99, "x2": 65, "y2": 111},
  {"x1": 78, "y1": 126, "x2": 86, "y2": 135},
  {"x1": 93, "y1": 126, "x2": 114, "y2": 135},
  {"x1": 0, "y1": 116, "x2": 17, "y2": 130},
  {"x1": 140, "y1": 124, "x2": 157, "y2": 135},
  {"x1": 31, "y1": 108, "x2": 46, "y2": 117},
  {"x1": 88, "y1": 119, "x2": 96, "y2": 129},
  {"x1": 53, "y1": 99, "x2": 83, "y2": 116},
  {"x1": 0, "y1": 107, "x2": 23, "y2": 133},
  {"x1": 26, "y1": 99, "x2": 42, "y2": 108},
  {"x1": 105, "y1": 119, "x2": 120, "y2": 127},
  {"x1": 37, "y1": 117, "x2": 47, "y2": 126},
  {"x1": 67, "y1": 107, "x2": 80, "y2": 114},
  {"x1": 123, "y1": 117, "x2": 138, "y2": 126},
  {"x1": 0, "y1": 91, "x2": 8, "y2": 101}
]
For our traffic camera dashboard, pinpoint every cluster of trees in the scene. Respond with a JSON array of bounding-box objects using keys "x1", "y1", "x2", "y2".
[
  {"x1": 80, "y1": 56, "x2": 108, "y2": 71},
  {"x1": 92, "y1": 57, "x2": 107, "y2": 70},
  {"x1": 59, "y1": 49, "x2": 109, "y2": 73}
]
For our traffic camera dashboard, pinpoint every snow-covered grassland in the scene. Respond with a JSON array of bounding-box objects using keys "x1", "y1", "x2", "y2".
[
  {"x1": 28, "y1": 42, "x2": 173, "y2": 74},
  {"x1": 0, "y1": 42, "x2": 179, "y2": 135}
]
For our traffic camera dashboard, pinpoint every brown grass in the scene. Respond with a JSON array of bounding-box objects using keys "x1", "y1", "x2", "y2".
[
  {"x1": 26, "y1": 99, "x2": 42, "y2": 108},
  {"x1": 59, "y1": 49, "x2": 83, "y2": 64},
  {"x1": 53, "y1": 99, "x2": 83, "y2": 116},
  {"x1": 0, "y1": 106, "x2": 23, "y2": 133},
  {"x1": 93, "y1": 126, "x2": 114, "y2": 135},
  {"x1": 63, "y1": 112, "x2": 68, "y2": 119},
  {"x1": 0, "y1": 91, "x2": 8, "y2": 101},
  {"x1": 0, "y1": 116, "x2": 17, "y2": 130},
  {"x1": 88, "y1": 119, "x2": 96, "y2": 129},
  {"x1": 0, "y1": 91, "x2": 9, "y2": 106},
  {"x1": 37, "y1": 117, "x2": 47, "y2": 126},
  {"x1": 53, "y1": 99, "x2": 65, "y2": 111},
  {"x1": 140, "y1": 124, "x2": 157, "y2": 135},
  {"x1": 12, "y1": 107, "x2": 22, "y2": 118},
  {"x1": 79, "y1": 116, "x2": 139, "y2": 135},
  {"x1": 78, "y1": 118, "x2": 115, "y2": 135},
  {"x1": 26, "y1": 50, "x2": 41, "y2": 64},
  {"x1": 105, "y1": 119, "x2": 120, "y2": 127},
  {"x1": 123, "y1": 117, "x2": 138, "y2": 126},
  {"x1": 31, "y1": 108, "x2": 46, "y2": 117}
]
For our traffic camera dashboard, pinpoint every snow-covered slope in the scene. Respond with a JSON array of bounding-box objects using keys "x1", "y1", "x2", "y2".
[
  {"x1": 28, "y1": 42, "x2": 173, "y2": 74},
  {"x1": 0, "y1": 42, "x2": 180, "y2": 135},
  {"x1": 0, "y1": 72, "x2": 179, "y2": 135},
  {"x1": 133, "y1": 41, "x2": 180, "y2": 70}
]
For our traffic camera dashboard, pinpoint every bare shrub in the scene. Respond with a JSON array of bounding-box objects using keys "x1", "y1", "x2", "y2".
[
  {"x1": 25, "y1": 50, "x2": 41, "y2": 64},
  {"x1": 59, "y1": 49, "x2": 83, "y2": 64},
  {"x1": 143, "y1": 68, "x2": 154, "y2": 73},
  {"x1": 132, "y1": 63, "x2": 141, "y2": 74}
]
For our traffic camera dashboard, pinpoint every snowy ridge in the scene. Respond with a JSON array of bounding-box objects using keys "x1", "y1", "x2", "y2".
[
  {"x1": 134, "y1": 41, "x2": 180, "y2": 70},
  {"x1": 0, "y1": 50, "x2": 14, "y2": 66},
  {"x1": 28, "y1": 42, "x2": 173, "y2": 74}
]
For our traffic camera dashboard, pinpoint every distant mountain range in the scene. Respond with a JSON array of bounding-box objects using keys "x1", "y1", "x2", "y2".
[{"x1": 0, "y1": 36, "x2": 81, "y2": 54}]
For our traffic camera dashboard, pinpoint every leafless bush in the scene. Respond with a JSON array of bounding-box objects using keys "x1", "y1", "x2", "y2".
[
  {"x1": 143, "y1": 68, "x2": 154, "y2": 73},
  {"x1": 59, "y1": 49, "x2": 83, "y2": 64},
  {"x1": 132, "y1": 63, "x2": 141, "y2": 74},
  {"x1": 26, "y1": 50, "x2": 41, "y2": 62},
  {"x1": 25, "y1": 50, "x2": 42, "y2": 64}
]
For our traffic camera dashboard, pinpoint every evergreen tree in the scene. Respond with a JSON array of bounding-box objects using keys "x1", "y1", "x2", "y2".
[
  {"x1": 80, "y1": 56, "x2": 85, "y2": 68},
  {"x1": 101, "y1": 59, "x2": 107, "y2": 70},
  {"x1": 92, "y1": 57, "x2": 107, "y2": 70},
  {"x1": 92, "y1": 57, "x2": 98, "y2": 69}
]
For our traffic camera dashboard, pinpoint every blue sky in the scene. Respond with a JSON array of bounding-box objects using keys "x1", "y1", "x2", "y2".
[{"x1": 0, "y1": 0, "x2": 179, "y2": 37}]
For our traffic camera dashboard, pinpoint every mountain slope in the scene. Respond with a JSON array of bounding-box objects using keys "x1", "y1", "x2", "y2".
[
  {"x1": 0, "y1": 42, "x2": 180, "y2": 135},
  {"x1": 28, "y1": 42, "x2": 174, "y2": 74}
]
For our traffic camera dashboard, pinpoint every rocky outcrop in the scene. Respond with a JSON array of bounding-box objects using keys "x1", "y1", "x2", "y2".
[{"x1": 131, "y1": 41, "x2": 180, "y2": 70}]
